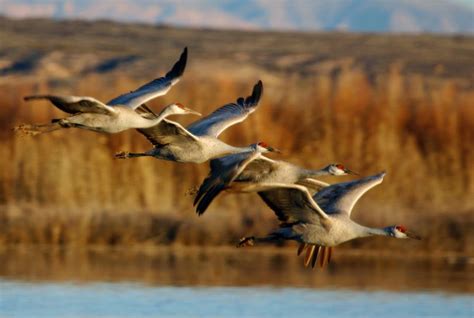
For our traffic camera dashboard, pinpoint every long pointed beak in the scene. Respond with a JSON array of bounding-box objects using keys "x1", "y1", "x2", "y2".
[
  {"x1": 406, "y1": 230, "x2": 421, "y2": 240},
  {"x1": 185, "y1": 108, "x2": 202, "y2": 116},
  {"x1": 344, "y1": 168, "x2": 360, "y2": 176},
  {"x1": 268, "y1": 147, "x2": 281, "y2": 153}
]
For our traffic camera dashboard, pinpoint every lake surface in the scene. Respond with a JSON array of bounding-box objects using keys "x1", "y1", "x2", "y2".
[
  {"x1": 0, "y1": 246, "x2": 473, "y2": 317},
  {"x1": 1, "y1": 281, "x2": 473, "y2": 318}
]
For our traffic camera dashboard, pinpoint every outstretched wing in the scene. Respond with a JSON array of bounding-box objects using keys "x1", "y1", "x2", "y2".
[
  {"x1": 313, "y1": 172, "x2": 386, "y2": 216},
  {"x1": 137, "y1": 118, "x2": 198, "y2": 147},
  {"x1": 134, "y1": 103, "x2": 159, "y2": 120},
  {"x1": 187, "y1": 80, "x2": 263, "y2": 137},
  {"x1": 296, "y1": 178, "x2": 330, "y2": 194},
  {"x1": 194, "y1": 152, "x2": 273, "y2": 215},
  {"x1": 23, "y1": 95, "x2": 115, "y2": 115},
  {"x1": 257, "y1": 183, "x2": 330, "y2": 223},
  {"x1": 107, "y1": 47, "x2": 187, "y2": 109}
]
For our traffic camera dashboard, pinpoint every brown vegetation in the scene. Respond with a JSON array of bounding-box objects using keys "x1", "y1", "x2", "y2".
[{"x1": 0, "y1": 18, "x2": 473, "y2": 254}]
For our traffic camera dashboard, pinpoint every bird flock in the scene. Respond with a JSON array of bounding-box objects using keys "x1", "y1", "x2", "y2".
[{"x1": 15, "y1": 47, "x2": 420, "y2": 269}]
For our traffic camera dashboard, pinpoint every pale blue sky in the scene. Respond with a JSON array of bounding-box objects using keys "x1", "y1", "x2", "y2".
[{"x1": 453, "y1": 0, "x2": 473, "y2": 7}]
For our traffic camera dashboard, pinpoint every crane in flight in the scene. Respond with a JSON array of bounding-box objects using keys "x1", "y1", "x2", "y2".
[
  {"x1": 115, "y1": 81, "x2": 268, "y2": 164},
  {"x1": 237, "y1": 172, "x2": 421, "y2": 268},
  {"x1": 193, "y1": 145, "x2": 357, "y2": 215},
  {"x1": 15, "y1": 48, "x2": 199, "y2": 135}
]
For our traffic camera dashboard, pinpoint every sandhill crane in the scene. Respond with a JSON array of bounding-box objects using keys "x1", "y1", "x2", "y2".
[
  {"x1": 237, "y1": 172, "x2": 421, "y2": 268},
  {"x1": 115, "y1": 80, "x2": 266, "y2": 164},
  {"x1": 15, "y1": 48, "x2": 199, "y2": 135},
  {"x1": 193, "y1": 145, "x2": 357, "y2": 215}
]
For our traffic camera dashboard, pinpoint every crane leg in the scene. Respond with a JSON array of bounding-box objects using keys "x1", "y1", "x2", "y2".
[
  {"x1": 237, "y1": 234, "x2": 281, "y2": 248},
  {"x1": 14, "y1": 122, "x2": 63, "y2": 136},
  {"x1": 115, "y1": 151, "x2": 149, "y2": 159},
  {"x1": 237, "y1": 236, "x2": 255, "y2": 247}
]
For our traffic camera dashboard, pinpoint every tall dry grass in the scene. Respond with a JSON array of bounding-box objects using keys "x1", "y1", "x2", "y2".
[{"x1": 0, "y1": 65, "x2": 473, "y2": 253}]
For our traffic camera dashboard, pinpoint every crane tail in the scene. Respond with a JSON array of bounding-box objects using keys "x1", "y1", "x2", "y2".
[
  {"x1": 319, "y1": 246, "x2": 327, "y2": 268},
  {"x1": 297, "y1": 243, "x2": 306, "y2": 256},
  {"x1": 311, "y1": 246, "x2": 320, "y2": 269},
  {"x1": 304, "y1": 245, "x2": 315, "y2": 267}
]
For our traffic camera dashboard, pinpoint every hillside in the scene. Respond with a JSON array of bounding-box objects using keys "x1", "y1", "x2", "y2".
[{"x1": 0, "y1": 17, "x2": 473, "y2": 85}]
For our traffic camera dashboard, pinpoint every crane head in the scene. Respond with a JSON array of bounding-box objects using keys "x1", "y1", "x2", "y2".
[
  {"x1": 387, "y1": 225, "x2": 421, "y2": 240},
  {"x1": 167, "y1": 103, "x2": 202, "y2": 116},
  {"x1": 327, "y1": 163, "x2": 359, "y2": 176},
  {"x1": 256, "y1": 141, "x2": 281, "y2": 153}
]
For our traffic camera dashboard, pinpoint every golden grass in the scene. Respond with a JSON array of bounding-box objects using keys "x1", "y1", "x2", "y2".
[{"x1": 0, "y1": 66, "x2": 473, "y2": 253}]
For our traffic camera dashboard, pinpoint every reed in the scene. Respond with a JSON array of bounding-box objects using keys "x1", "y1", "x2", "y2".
[{"x1": 0, "y1": 66, "x2": 472, "y2": 253}]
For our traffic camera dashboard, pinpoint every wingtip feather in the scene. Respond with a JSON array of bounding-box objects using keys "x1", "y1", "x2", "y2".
[
  {"x1": 243, "y1": 80, "x2": 263, "y2": 106},
  {"x1": 166, "y1": 47, "x2": 188, "y2": 80},
  {"x1": 195, "y1": 184, "x2": 223, "y2": 216}
]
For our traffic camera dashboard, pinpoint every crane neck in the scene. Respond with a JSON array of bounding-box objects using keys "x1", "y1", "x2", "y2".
[
  {"x1": 224, "y1": 144, "x2": 254, "y2": 155},
  {"x1": 145, "y1": 107, "x2": 184, "y2": 127},
  {"x1": 207, "y1": 142, "x2": 253, "y2": 160},
  {"x1": 354, "y1": 224, "x2": 390, "y2": 238},
  {"x1": 300, "y1": 167, "x2": 330, "y2": 179},
  {"x1": 155, "y1": 107, "x2": 176, "y2": 121}
]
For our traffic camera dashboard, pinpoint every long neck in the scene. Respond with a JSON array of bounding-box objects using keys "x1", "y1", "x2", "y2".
[
  {"x1": 220, "y1": 144, "x2": 253, "y2": 155},
  {"x1": 300, "y1": 167, "x2": 329, "y2": 178},
  {"x1": 353, "y1": 223, "x2": 389, "y2": 238},
  {"x1": 155, "y1": 107, "x2": 175, "y2": 122},
  {"x1": 144, "y1": 108, "x2": 180, "y2": 127},
  {"x1": 207, "y1": 143, "x2": 255, "y2": 160}
]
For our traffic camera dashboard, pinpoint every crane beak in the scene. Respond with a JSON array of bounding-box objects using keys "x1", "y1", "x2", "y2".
[
  {"x1": 185, "y1": 108, "x2": 202, "y2": 116},
  {"x1": 344, "y1": 168, "x2": 359, "y2": 176},
  {"x1": 405, "y1": 230, "x2": 421, "y2": 240},
  {"x1": 267, "y1": 147, "x2": 281, "y2": 153}
]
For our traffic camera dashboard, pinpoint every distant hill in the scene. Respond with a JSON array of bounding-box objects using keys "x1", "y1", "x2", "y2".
[
  {"x1": 1, "y1": 0, "x2": 473, "y2": 34},
  {"x1": 0, "y1": 17, "x2": 473, "y2": 84}
]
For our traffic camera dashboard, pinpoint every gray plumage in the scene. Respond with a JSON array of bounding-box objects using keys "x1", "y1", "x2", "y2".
[
  {"x1": 16, "y1": 48, "x2": 189, "y2": 135},
  {"x1": 238, "y1": 173, "x2": 421, "y2": 268},
  {"x1": 186, "y1": 80, "x2": 262, "y2": 137},
  {"x1": 193, "y1": 148, "x2": 354, "y2": 215},
  {"x1": 115, "y1": 81, "x2": 265, "y2": 163},
  {"x1": 107, "y1": 47, "x2": 187, "y2": 109}
]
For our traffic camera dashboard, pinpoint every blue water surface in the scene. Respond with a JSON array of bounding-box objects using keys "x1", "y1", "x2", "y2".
[{"x1": 0, "y1": 280, "x2": 472, "y2": 318}]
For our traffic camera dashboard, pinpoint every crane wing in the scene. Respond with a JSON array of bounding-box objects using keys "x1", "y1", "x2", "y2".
[
  {"x1": 296, "y1": 178, "x2": 330, "y2": 194},
  {"x1": 134, "y1": 103, "x2": 160, "y2": 119},
  {"x1": 313, "y1": 172, "x2": 386, "y2": 216},
  {"x1": 257, "y1": 183, "x2": 330, "y2": 223},
  {"x1": 194, "y1": 152, "x2": 274, "y2": 215},
  {"x1": 187, "y1": 80, "x2": 263, "y2": 138},
  {"x1": 258, "y1": 178, "x2": 330, "y2": 222},
  {"x1": 107, "y1": 47, "x2": 187, "y2": 109},
  {"x1": 137, "y1": 118, "x2": 198, "y2": 147},
  {"x1": 23, "y1": 95, "x2": 116, "y2": 115},
  {"x1": 233, "y1": 156, "x2": 277, "y2": 183}
]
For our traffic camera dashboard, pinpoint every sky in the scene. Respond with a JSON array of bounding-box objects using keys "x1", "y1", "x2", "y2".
[{"x1": 0, "y1": 0, "x2": 472, "y2": 33}]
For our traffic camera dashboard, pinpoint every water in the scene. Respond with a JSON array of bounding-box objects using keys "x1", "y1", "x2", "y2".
[
  {"x1": 0, "y1": 246, "x2": 473, "y2": 317},
  {"x1": 1, "y1": 281, "x2": 472, "y2": 318}
]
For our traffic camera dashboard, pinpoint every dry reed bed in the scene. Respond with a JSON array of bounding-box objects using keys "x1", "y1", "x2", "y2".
[{"x1": 0, "y1": 66, "x2": 473, "y2": 253}]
